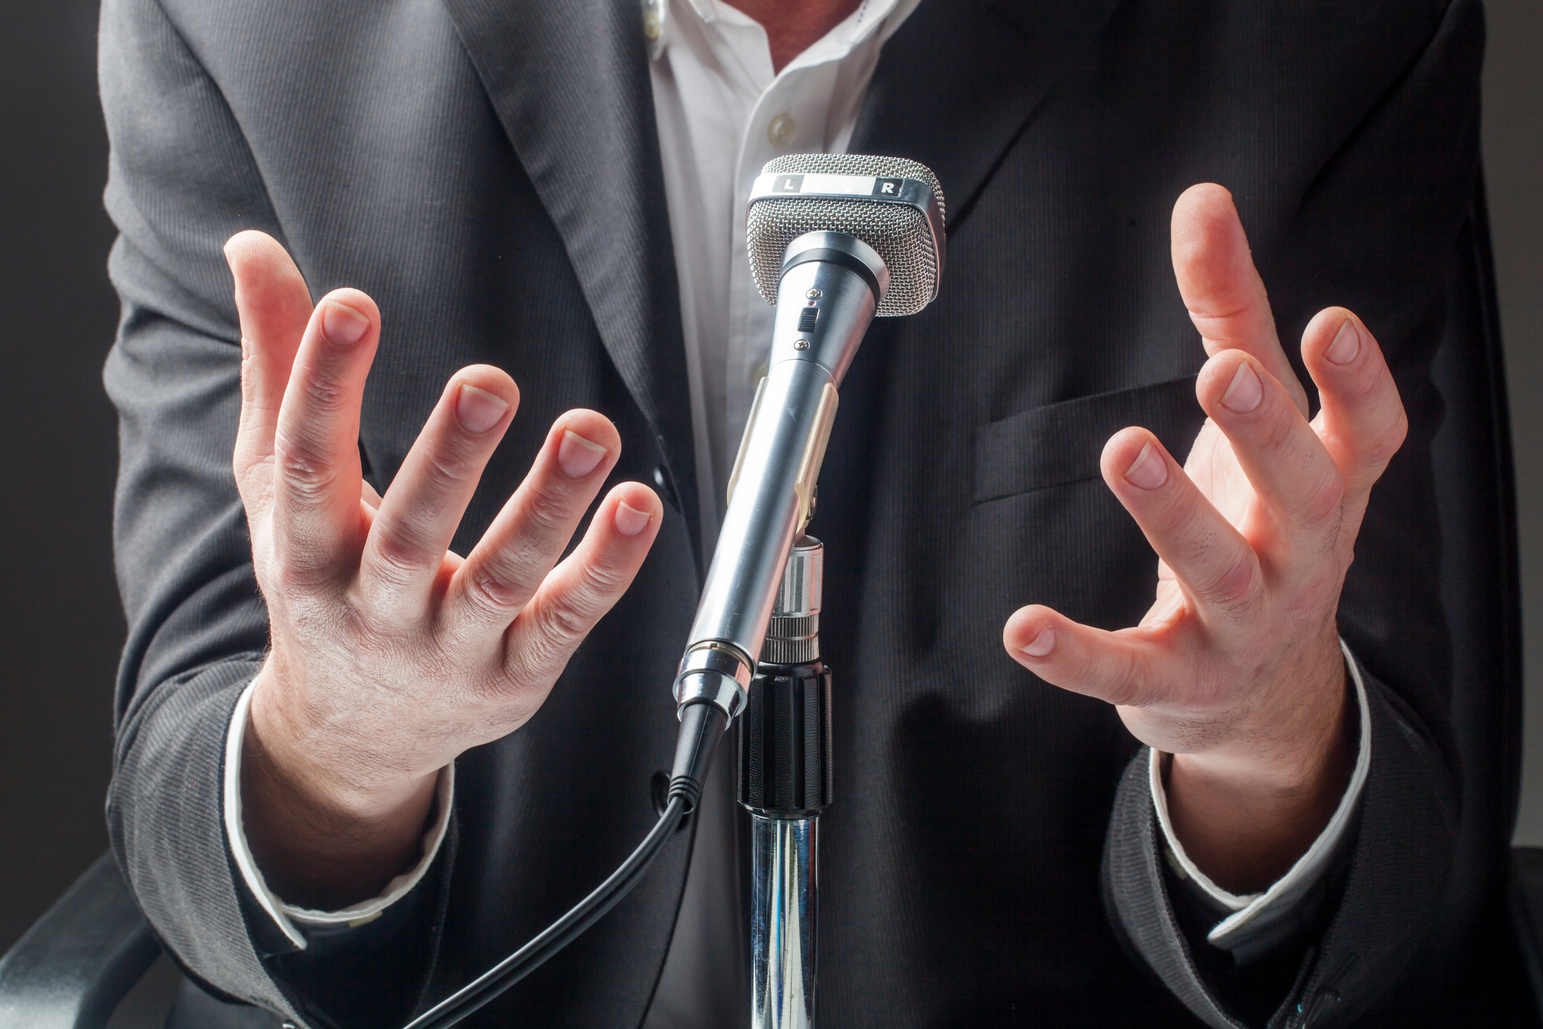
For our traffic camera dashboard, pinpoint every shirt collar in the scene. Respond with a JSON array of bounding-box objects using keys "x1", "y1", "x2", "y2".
[{"x1": 647, "y1": 0, "x2": 918, "y2": 66}]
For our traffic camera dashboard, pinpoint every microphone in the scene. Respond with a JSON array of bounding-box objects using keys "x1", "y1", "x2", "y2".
[{"x1": 672, "y1": 153, "x2": 947, "y2": 723}]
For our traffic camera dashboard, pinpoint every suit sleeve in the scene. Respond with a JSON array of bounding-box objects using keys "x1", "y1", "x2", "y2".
[
  {"x1": 99, "y1": 0, "x2": 447, "y2": 1024},
  {"x1": 1101, "y1": 0, "x2": 1482, "y2": 1025}
]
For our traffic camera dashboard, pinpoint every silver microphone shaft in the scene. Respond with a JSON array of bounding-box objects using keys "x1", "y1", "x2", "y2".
[{"x1": 672, "y1": 232, "x2": 889, "y2": 721}]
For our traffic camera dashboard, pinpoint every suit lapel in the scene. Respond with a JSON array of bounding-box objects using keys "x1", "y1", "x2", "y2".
[
  {"x1": 438, "y1": 0, "x2": 702, "y2": 565},
  {"x1": 854, "y1": 0, "x2": 1121, "y2": 230}
]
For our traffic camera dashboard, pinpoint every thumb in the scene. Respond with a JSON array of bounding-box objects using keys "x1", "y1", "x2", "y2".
[{"x1": 226, "y1": 230, "x2": 312, "y2": 493}]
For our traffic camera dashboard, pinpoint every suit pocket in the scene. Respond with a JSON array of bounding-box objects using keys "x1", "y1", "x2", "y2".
[{"x1": 973, "y1": 376, "x2": 1204, "y2": 504}]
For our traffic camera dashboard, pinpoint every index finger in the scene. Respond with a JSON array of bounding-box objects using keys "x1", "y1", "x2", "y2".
[{"x1": 269, "y1": 288, "x2": 380, "y2": 586}]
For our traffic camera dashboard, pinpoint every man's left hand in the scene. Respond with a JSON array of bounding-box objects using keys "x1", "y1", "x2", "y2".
[{"x1": 1002, "y1": 184, "x2": 1407, "y2": 894}]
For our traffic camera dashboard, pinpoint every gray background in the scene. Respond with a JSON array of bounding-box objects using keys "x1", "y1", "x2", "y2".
[
  {"x1": 1486, "y1": 0, "x2": 1543, "y2": 847},
  {"x1": 0, "y1": 0, "x2": 1539, "y2": 975}
]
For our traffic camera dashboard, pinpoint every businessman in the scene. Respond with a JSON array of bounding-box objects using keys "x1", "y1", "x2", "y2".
[{"x1": 100, "y1": 0, "x2": 1491, "y2": 1025}]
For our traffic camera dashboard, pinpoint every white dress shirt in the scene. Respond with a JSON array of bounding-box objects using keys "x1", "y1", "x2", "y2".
[
  {"x1": 646, "y1": 0, "x2": 921, "y2": 553},
  {"x1": 221, "y1": 3, "x2": 1370, "y2": 1025}
]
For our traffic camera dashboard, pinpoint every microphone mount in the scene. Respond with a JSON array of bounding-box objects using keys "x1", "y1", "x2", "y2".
[{"x1": 740, "y1": 537, "x2": 831, "y2": 1029}]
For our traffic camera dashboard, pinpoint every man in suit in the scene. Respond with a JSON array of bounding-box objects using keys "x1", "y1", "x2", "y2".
[{"x1": 98, "y1": 0, "x2": 1499, "y2": 1025}]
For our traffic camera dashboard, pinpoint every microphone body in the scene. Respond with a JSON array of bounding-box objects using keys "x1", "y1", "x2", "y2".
[
  {"x1": 672, "y1": 154, "x2": 947, "y2": 724},
  {"x1": 673, "y1": 232, "x2": 886, "y2": 718}
]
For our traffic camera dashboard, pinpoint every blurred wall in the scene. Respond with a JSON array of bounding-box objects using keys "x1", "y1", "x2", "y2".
[
  {"x1": 1488, "y1": 0, "x2": 1543, "y2": 847},
  {"x1": 0, "y1": 0, "x2": 123, "y2": 952},
  {"x1": 0, "y1": 0, "x2": 1539, "y2": 954}
]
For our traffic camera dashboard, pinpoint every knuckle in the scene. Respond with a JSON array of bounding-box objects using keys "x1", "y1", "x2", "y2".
[
  {"x1": 496, "y1": 637, "x2": 555, "y2": 702},
  {"x1": 496, "y1": 535, "x2": 551, "y2": 588},
  {"x1": 1297, "y1": 468, "x2": 1345, "y2": 527},
  {"x1": 1371, "y1": 409, "x2": 1409, "y2": 461},
  {"x1": 302, "y1": 369, "x2": 351, "y2": 414},
  {"x1": 546, "y1": 600, "x2": 592, "y2": 644},
  {"x1": 420, "y1": 447, "x2": 474, "y2": 494},
  {"x1": 521, "y1": 485, "x2": 575, "y2": 540},
  {"x1": 370, "y1": 529, "x2": 434, "y2": 581},
  {"x1": 268, "y1": 549, "x2": 331, "y2": 593},
  {"x1": 272, "y1": 430, "x2": 338, "y2": 500},
  {"x1": 1100, "y1": 656, "x2": 1148, "y2": 708},
  {"x1": 502, "y1": 636, "x2": 549, "y2": 686},
  {"x1": 511, "y1": 610, "x2": 582, "y2": 678},
  {"x1": 1187, "y1": 297, "x2": 1256, "y2": 332},
  {"x1": 1205, "y1": 555, "x2": 1257, "y2": 608},
  {"x1": 466, "y1": 568, "x2": 528, "y2": 616},
  {"x1": 536, "y1": 597, "x2": 593, "y2": 653},
  {"x1": 575, "y1": 557, "x2": 629, "y2": 598}
]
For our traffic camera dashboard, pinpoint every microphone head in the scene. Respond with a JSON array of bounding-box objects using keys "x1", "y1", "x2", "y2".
[{"x1": 747, "y1": 153, "x2": 946, "y2": 317}]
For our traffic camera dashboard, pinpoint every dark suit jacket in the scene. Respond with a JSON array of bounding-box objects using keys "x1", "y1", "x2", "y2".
[{"x1": 98, "y1": 0, "x2": 1500, "y2": 1025}]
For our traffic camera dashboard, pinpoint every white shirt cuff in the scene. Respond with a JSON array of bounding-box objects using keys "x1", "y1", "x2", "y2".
[
  {"x1": 222, "y1": 679, "x2": 454, "y2": 950},
  {"x1": 1149, "y1": 638, "x2": 1371, "y2": 951}
]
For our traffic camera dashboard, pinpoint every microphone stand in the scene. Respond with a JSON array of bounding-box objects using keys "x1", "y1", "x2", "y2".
[{"x1": 739, "y1": 537, "x2": 831, "y2": 1029}]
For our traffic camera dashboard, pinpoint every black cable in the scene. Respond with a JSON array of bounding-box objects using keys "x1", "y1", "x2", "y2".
[
  {"x1": 402, "y1": 796, "x2": 684, "y2": 1029},
  {"x1": 402, "y1": 703, "x2": 728, "y2": 1029}
]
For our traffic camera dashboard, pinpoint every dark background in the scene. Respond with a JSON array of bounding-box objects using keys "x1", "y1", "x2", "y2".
[
  {"x1": 1, "y1": 0, "x2": 1539, "y2": 975},
  {"x1": 1, "y1": 0, "x2": 124, "y2": 952}
]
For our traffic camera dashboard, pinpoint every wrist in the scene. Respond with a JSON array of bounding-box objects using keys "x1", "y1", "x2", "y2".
[
  {"x1": 241, "y1": 660, "x2": 440, "y2": 908},
  {"x1": 247, "y1": 657, "x2": 427, "y2": 817},
  {"x1": 1165, "y1": 651, "x2": 1354, "y2": 892}
]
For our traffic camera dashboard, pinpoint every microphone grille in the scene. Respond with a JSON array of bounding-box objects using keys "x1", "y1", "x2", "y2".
[{"x1": 748, "y1": 153, "x2": 946, "y2": 317}]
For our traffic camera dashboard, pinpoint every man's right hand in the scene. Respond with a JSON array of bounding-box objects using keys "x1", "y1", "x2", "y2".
[{"x1": 225, "y1": 231, "x2": 664, "y2": 909}]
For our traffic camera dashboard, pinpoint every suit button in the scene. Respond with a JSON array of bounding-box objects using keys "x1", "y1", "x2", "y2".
[{"x1": 653, "y1": 465, "x2": 681, "y2": 511}]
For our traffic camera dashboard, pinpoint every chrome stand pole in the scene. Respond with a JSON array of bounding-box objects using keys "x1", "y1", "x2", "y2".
[
  {"x1": 740, "y1": 537, "x2": 831, "y2": 1029},
  {"x1": 750, "y1": 815, "x2": 817, "y2": 1029}
]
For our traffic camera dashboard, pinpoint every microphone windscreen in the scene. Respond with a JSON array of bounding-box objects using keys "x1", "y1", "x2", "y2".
[{"x1": 747, "y1": 153, "x2": 946, "y2": 317}]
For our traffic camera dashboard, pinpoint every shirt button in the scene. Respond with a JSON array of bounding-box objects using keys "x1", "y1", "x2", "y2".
[
  {"x1": 767, "y1": 113, "x2": 796, "y2": 148},
  {"x1": 642, "y1": 0, "x2": 663, "y2": 41}
]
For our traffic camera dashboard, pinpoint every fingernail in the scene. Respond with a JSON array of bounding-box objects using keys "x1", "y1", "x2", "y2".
[
  {"x1": 614, "y1": 500, "x2": 652, "y2": 537},
  {"x1": 321, "y1": 302, "x2": 370, "y2": 347},
  {"x1": 1220, "y1": 362, "x2": 1263, "y2": 414},
  {"x1": 558, "y1": 430, "x2": 608, "y2": 478},
  {"x1": 1123, "y1": 441, "x2": 1168, "y2": 491},
  {"x1": 1020, "y1": 627, "x2": 1055, "y2": 658},
  {"x1": 455, "y1": 384, "x2": 509, "y2": 434},
  {"x1": 1326, "y1": 318, "x2": 1361, "y2": 365}
]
